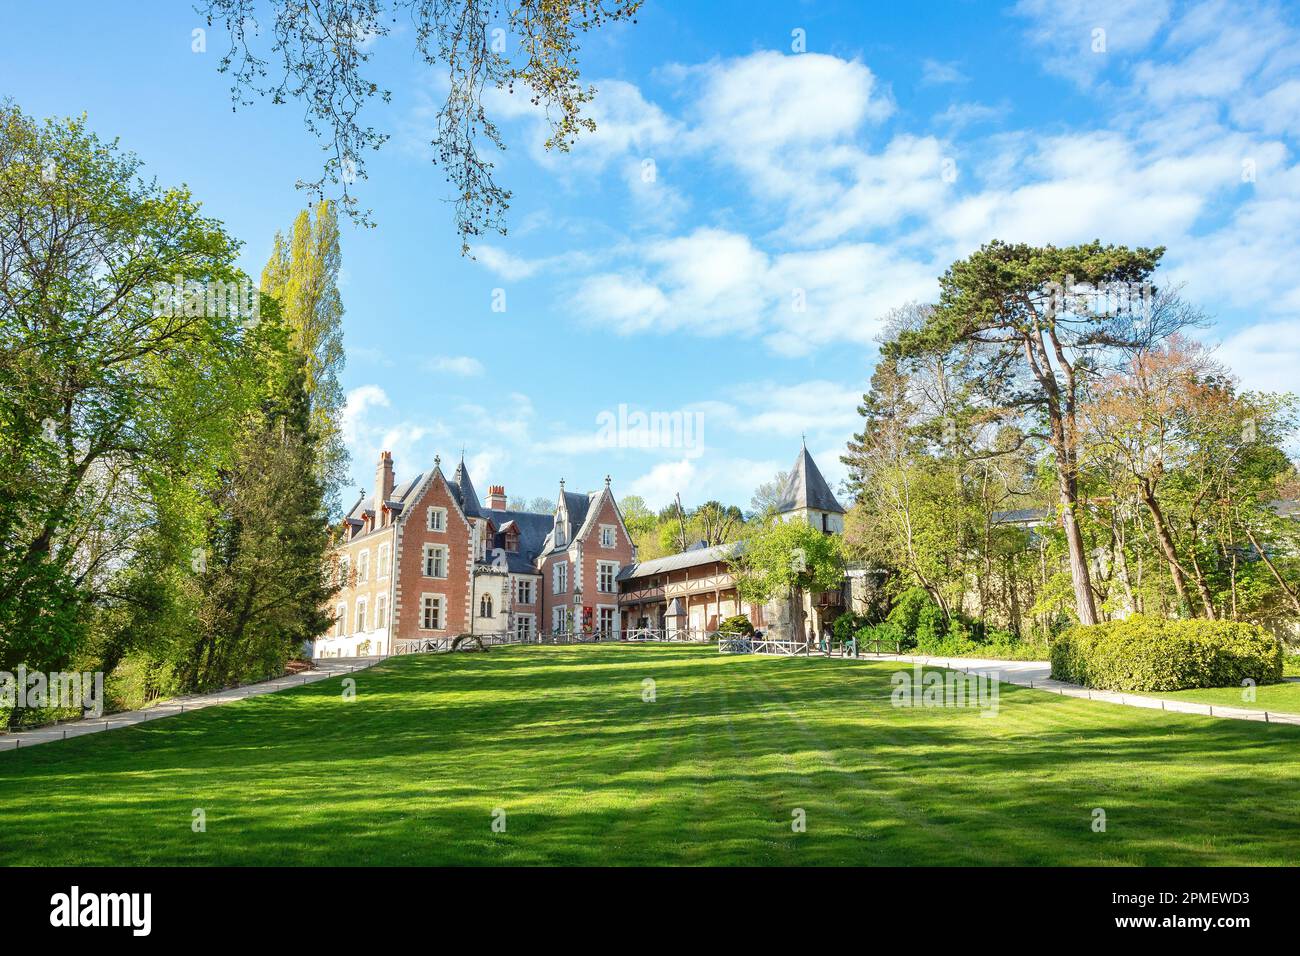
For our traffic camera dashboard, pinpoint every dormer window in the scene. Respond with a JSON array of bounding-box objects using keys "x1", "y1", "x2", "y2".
[
  {"x1": 505, "y1": 530, "x2": 519, "y2": 553},
  {"x1": 554, "y1": 525, "x2": 567, "y2": 547}
]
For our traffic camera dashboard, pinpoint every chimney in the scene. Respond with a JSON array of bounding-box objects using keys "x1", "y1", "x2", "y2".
[
  {"x1": 375, "y1": 451, "x2": 395, "y2": 510},
  {"x1": 486, "y1": 484, "x2": 507, "y2": 511}
]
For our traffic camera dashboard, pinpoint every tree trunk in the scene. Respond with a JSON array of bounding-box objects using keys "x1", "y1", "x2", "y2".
[
  {"x1": 1059, "y1": 492, "x2": 1098, "y2": 625},
  {"x1": 790, "y1": 586, "x2": 807, "y2": 647},
  {"x1": 1244, "y1": 526, "x2": 1300, "y2": 617},
  {"x1": 1138, "y1": 485, "x2": 1198, "y2": 617}
]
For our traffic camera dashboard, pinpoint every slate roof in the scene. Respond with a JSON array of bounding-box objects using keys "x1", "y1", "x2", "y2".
[
  {"x1": 618, "y1": 541, "x2": 743, "y2": 581},
  {"x1": 343, "y1": 471, "x2": 426, "y2": 526},
  {"x1": 775, "y1": 447, "x2": 845, "y2": 515},
  {"x1": 563, "y1": 490, "x2": 594, "y2": 535},
  {"x1": 541, "y1": 489, "x2": 600, "y2": 555},
  {"x1": 992, "y1": 507, "x2": 1051, "y2": 525},
  {"x1": 482, "y1": 507, "x2": 554, "y2": 575}
]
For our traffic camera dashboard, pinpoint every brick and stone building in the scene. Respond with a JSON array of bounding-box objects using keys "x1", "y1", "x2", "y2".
[
  {"x1": 317, "y1": 443, "x2": 846, "y2": 656},
  {"x1": 316, "y1": 451, "x2": 634, "y2": 657}
]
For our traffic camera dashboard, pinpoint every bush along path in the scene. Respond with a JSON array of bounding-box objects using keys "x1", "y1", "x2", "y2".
[
  {"x1": 0, "y1": 658, "x2": 383, "y2": 752},
  {"x1": 844, "y1": 651, "x2": 1300, "y2": 725}
]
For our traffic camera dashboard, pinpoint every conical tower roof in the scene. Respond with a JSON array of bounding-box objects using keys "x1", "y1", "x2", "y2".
[{"x1": 775, "y1": 445, "x2": 845, "y2": 515}]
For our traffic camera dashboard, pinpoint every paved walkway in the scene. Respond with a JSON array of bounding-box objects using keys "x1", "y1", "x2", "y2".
[
  {"x1": 0, "y1": 657, "x2": 384, "y2": 752},
  {"x1": 851, "y1": 653, "x2": 1300, "y2": 725}
]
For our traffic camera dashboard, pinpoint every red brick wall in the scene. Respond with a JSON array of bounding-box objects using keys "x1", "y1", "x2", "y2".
[
  {"x1": 540, "y1": 491, "x2": 634, "y2": 633},
  {"x1": 393, "y1": 471, "x2": 473, "y2": 639}
]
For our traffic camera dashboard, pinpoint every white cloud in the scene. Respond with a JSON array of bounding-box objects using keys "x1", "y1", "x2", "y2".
[
  {"x1": 424, "y1": 355, "x2": 485, "y2": 377},
  {"x1": 933, "y1": 101, "x2": 1007, "y2": 133},
  {"x1": 342, "y1": 385, "x2": 391, "y2": 448},
  {"x1": 473, "y1": 246, "x2": 543, "y2": 281},
  {"x1": 1013, "y1": 0, "x2": 1173, "y2": 87},
  {"x1": 1215, "y1": 319, "x2": 1300, "y2": 395},
  {"x1": 687, "y1": 51, "x2": 892, "y2": 152},
  {"x1": 921, "y1": 59, "x2": 967, "y2": 86},
  {"x1": 628, "y1": 458, "x2": 697, "y2": 506},
  {"x1": 343, "y1": 385, "x2": 447, "y2": 496},
  {"x1": 574, "y1": 227, "x2": 938, "y2": 355}
]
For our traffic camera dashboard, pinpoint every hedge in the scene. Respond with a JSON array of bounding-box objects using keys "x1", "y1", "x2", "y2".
[{"x1": 1050, "y1": 616, "x2": 1283, "y2": 692}]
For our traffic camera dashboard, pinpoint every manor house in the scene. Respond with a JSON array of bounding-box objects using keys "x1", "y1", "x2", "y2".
[{"x1": 314, "y1": 445, "x2": 846, "y2": 657}]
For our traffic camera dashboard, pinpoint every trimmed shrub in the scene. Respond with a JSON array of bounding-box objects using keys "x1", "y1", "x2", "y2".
[
  {"x1": 717, "y1": 614, "x2": 755, "y2": 636},
  {"x1": 1051, "y1": 616, "x2": 1283, "y2": 692}
]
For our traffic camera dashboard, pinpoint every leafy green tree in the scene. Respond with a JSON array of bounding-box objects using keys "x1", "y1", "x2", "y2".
[
  {"x1": 181, "y1": 317, "x2": 337, "y2": 690},
  {"x1": 261, "y1": 201, "x2": 348, "y2": 513},
  {"x1": 732, "y1": 519, "x2": 844, "y2": 643},
  {"x1": 891, "y1": 241, "x2": 1191, "y2": 626},
  {"x1": 0, "y1": 103, "x2": 251, "y2": 690}
]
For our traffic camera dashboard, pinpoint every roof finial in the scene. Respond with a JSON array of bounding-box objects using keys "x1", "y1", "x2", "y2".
[
  {"x1": 604, "y1": 474, "x2": 611, "y2": 488},
  {"x1": 434, "y1": 454, "x2": 441, "y2": 469},
  {"x1": 559, "y1": 477, "x2": 565, "y2": 491},
  {"x1": 801, "y1": 431, "x2": 807, "y2": 449},
  {"x1": 460, "y1": 445, "x2": 465, "y2": 461}
]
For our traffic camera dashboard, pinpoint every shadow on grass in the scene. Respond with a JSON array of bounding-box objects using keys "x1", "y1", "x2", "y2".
[{"x1": 1, "y1": 646, "x2": 1296, "y2": 865}]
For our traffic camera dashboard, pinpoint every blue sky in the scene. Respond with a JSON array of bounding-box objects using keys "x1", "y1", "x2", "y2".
[{"x1": 4, "y1": 0, "x2": 1299, "y2": 510}]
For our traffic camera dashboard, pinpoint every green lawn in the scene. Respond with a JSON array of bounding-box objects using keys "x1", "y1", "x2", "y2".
[
  {"x1": 2, "y1": 644, "x2": 1298, "y2": 866},
  {"x1": 1149, "y1": 680, "x2": 1300, "y2": 715}
]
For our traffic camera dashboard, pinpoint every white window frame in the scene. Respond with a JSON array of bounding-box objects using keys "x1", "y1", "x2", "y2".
[
  {"x1": 553, "y1": 560, "x2": 568, "y2": 595},
  {"x1": 355, "y1": 597, "x2": 368, "y2": 633},
  {"x1": 597, "y1": 560, "x2": 619, "y2": 594},
  {"x1": 423, "y1": 543, "x2": 448, "y2": 578},
  {"x1": 480, "y1": 593, "x2": 493, "y2": 618},
  {"x1": 420, "y1": 593, "x2": 445, "y2": 631},
  {"x1": 552, "y1": 605, "x2": 568, "y2": 634},
  {"x1": 600, "y1": 524, "x2": 616, "y2": 548},
  {"x1": 357, "y1": 549, "x2": 370, "y2": 584},
  {"x1": 338, "y1": 555, "x2": 350, "y2": 587},
  {"x1": 515, "y1": 578, "x2": 533, "y2": 605},
  {"x1": 515, "y1": 613, "x2": 535, "y2": 641},
  {"x1": 377, "y1": 543, "x2": 391, "y2": 578},
  {"x1": 597, "y1": 604, "x2": 617, "y2": 639},
  {"x1": 426, "y1": 506, "x2": 446, "y2": 532},
  {"x1": 334, "y1": 602, "x2": 347, "y2": 637},
  {"x1": 375, "y1": 593, "x2": 388, "y2": 630}
]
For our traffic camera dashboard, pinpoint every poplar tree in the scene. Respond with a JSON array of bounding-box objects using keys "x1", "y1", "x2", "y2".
[{"x1": 261, "y1": 201, "x2": 348, "y2": 513}]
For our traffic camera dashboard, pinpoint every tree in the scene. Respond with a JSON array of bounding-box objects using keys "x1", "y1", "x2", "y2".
[
  {"x1": 200, "y1": 0, "x2": 642, "y2": 249},
  {"x1": 691, "y1": 501, "x2": 744, "y2": 547},
  {"x1": 892, "y1": 241, "x2": 1193, "y2": 626},
  {"x1": 181, "y1": 320, "x2": 337, "y2": 690},
  {"x1": 843, "y1": 340, "x2": 1039, "y2": 628},
  {"x1": 619, "y1": 494, "x2": 656, "y2": 553},
  {"x1": 749, "y1": 470, "x2": 790, "y2": 520},
  {"x1": 1083, "y1": 336, "x2": 1217, "y2": 616},
  {"x1": 524, "y1": 495, "x2": 555, "y2": 514},
  {"x1": 732, "y1": 519, "x2": 844, "y2": 644},
  {"x1": 260, "y1": 201, "x2": 348, "y2": 512},
  {"x1": 0, "y1": 103, "x2": 252, "y2": 687}
]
